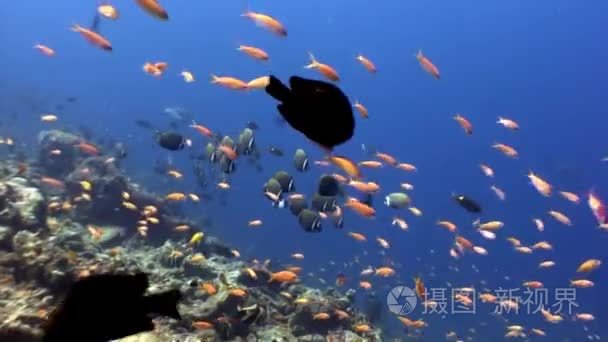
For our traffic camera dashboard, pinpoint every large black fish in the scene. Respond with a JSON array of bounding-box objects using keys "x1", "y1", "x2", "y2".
[
  {"x1": 156, "y1": 131, "x2": 189, "y2": 151},
  {"x1": 43, "y1": 273, "x2": 182, "y2": 342},
  {"x1": 265, "y1": 75, "x2": 355, "y2": 150}
]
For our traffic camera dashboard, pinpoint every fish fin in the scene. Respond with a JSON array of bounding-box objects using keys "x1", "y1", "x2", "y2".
[
  {"x1": 210, "y1": 74, "x2": 218, "y2": 83},
  {"x1": 144, "y1": 290, "x2": 182, "y2": 320},
  {"x1": 304, "y1": 51, "x2": 318, "y2": 69},
  {"x1": 265, "y1": 75, "x2": 291, "y2": 102},
  {"x1": 90, "y1": 12, "x2": 101, "y2": 32}
]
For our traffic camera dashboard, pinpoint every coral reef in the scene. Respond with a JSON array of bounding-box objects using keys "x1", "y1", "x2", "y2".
[{"x1": 0, "y1": 130, "x2": 382, "y2": 341}]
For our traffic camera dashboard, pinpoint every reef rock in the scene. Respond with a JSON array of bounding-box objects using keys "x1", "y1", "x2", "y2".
[
  {"x1": 37, "y1": 130, "x2": 81, "y2": 177},
  {"x1": 0, "y1": 178, "x2": 45, "y2": 231}
]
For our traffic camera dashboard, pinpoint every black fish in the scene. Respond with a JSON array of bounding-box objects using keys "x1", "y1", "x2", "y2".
[
  {"x1": 454, "y1": 194, "x2": 482, "y2": 213},
  {"x1": 288, "y1": 196, "x2": 308, "y2": 216},
  {"x1": 273, "y1": 171, "x2": 295, "y2": 192},
  {"x1": 156, "y1": 131, "x2": 187, "y2": 151},
  {"x1": 298, "y1": 209, "x2": 322, "y2": 232},
  {"x1": 265, "y1": 75, "x2": 355, "y2": 150},
  {"x1": 267, "y1": 146, "x2": 284, "y2": 157},
  {"x1": 246, "y1": 121, "x2": 259, "y2": 130},
  {"x1": 311, "y1": 193, "x2": 337, "y2": 213},
  {"x1": 317, "y1": 175, "x2": 340, "y2": 197},
  {"x1": 43, "y1": 273, "x2": 182, "y2": 342}
]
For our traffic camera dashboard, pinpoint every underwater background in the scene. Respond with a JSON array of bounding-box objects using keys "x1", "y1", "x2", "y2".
[{"x1": 1, "y1": 0, "x2": 608, "y2": 341}]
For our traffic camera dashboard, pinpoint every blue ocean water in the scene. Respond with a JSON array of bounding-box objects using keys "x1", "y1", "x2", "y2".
[{"x1": 1, "y1": 0, "x2": 608, "y2": 340}]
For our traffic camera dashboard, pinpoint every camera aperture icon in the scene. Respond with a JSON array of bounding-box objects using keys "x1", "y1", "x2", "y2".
[{"x1": 387, "y1": 286, "x2": 417, "y2": 315}]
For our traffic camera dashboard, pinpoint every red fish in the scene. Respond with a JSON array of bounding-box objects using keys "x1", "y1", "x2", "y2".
[{"x1": 415, "y1": 50, "x2": 440, "y2": 80}]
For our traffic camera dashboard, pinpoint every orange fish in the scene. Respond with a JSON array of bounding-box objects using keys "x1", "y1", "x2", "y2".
[
  {"x1": 455, "y1": 236, "x2": 473, "y2": 250},
  {"x1": 559, "y1": 191, "x2": 580, "y2": 204},
  {"x1": 493, "y1": 143, "x2": 519, "y2": 158},
  {"x1": 331, "y1": 173, "x2": 349, "y2": 184},
  {"x1": 211, "y1": 75, "x2": 248, "y2": 90},
  {"x1": 228, "y1": 288, "x2": 248, "y2": 297},
  {"x1": 328, "y1": 155, "x2": 361, "y2": 179},
  {"x1": 479, "y1": 164, "x2": 494, "y2": 177},
  {"x1": 454, "y1": 114, "x2": 472, "y2": 135},
  {"x1": 375, "y1": 267, "x2": 395, "y2": 277},
  {"x1": 269, "y1": 270, "x2": 298, "y2": 283},
  {"x1": 347, "y1": 232, "x2": 367, "y2": 242},
  {"x1": 313, "y1": 312, "x2": 330, "y2": 320},
  {"x1": 189, "y1": 122, "x2": 214, "y2": 138},
  {"x1": 71, "y1": 24, "x2": 112, "y2": 51},
  {"x1": 305, "y1": 52, "x2": 339, "y2": 82},
  {"x1": 398, "y1": 316, "x2": 427, "y2": 329},
  {"x1": 136, "y1": 0, "x2": 169, "y2": 20},
  {"x1": 528, "y1": 171, "x2": 552, "y2": 197},
  {"x1": 414, "y1": 277, "x2": 427, "y2": 301},
  {"x1": 416, "y1": 50, "x2": 440, "y2": 80},
  {"x1": 359, "y1": 281, "x2": 372, "y2": 290},
  {"x1": 34, "y1": 44, "x2": 55, "y2": 56},
  {"x1": 348, "y1": 181, "x2": 380, "y2": 194},
  {"x1": 353, "y1": 100, "x2": 369, "y2": 119},
  {"x1": 242, "y1": 11, "x2": 287, "y2": 36},
  {"x1": 192, "y1": 321, "x2": 214, "y2": 330},
  {"x1": 165, "y1": 192, "x2": 186, "y2": 201},
  {"x1": 246, "y1": 76, "x2": 270, "y2": 89},
  {"x1": 238, "y1": 45, "x2": 269, "y2": 61},
  {"x1": 344, "y1": 198, "x2": 375, "y2": 218},
  {"x1": 218, "y1": 145, "x2": 238, "y2": 161},
  {"x1": 437, "y1": 220, "x2": 457, "y2": 233},
  {"x1": 353, "y1": 324, "x2": 371, "y2": 333},
  {"x1": 396, "y1": 163, "x2": 417, "y2": 172},
  {"x1": 98, "y1": 4, "x2": 119, "y2": 20},
  {"x1": 523, "y1": 281, "x2": 544, "y2": 289},
  {"x1": 74, "y1": 142, "x2": 99, "y2": 155},
  {"x1": 356, "y1": 54, "x2": 377, "y2": 73},
  {"x1": 142, "y1": 62, "x2": 161, "y2": 77},
  {"x1": 548, "y1": 210, "x2": 572, "y2": 226},
  {"x1": 358, "y1": 160, "x2": 383, "y2": 168},
  {"x1": 497, "y1": 117, "x2": 519, "y2": 130},
  {"x1": 154, "y1": 62, "x2": 168, "y2": 72},
  {"x1": 374, "y1": 152, "x2": 396, "y2": 166},
  {"x1": 40, "y1": 177, "x2": 65, "y2": 189}
]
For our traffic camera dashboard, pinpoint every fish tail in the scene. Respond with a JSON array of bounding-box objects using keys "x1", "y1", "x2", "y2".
[
  {"x1": 70, "y1": 23, "x2": 81, "y2": 32},
  {"x1": 414, "y1": 49, "x2": 422, "y2": 60},
  {"x1": 305, "y1": 51, "x2": 317, "y2": 68},
  {"x1": 210, "y1": 74, "x2": 218, "y2": 83}
]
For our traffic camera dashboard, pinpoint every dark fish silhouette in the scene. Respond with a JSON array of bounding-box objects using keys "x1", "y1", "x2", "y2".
[
  {"x1": 43, "y1": 273, "x2": 182, "y2": 342},
  {"x1": 156, "y1": 131, "x2": 188, "y2": 151},
  {"x1": 135, "y1": 119, "x2": 156, "y2": 130},
  {"x1": 453, "y1": 194, "x2": 482, "y2": 213},
  {"x1": 267, "y1": 146, "x2": 284, "y2": 157},
  {"x1": 246, "y1": 121, "x2": 259, "y2": 130},
  {"x1": 265, "y1": 75, "x2": 355, "y2": 150}
]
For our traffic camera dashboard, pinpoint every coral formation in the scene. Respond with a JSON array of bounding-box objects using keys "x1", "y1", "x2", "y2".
[{"x1": 0, "y1": 130, "x2": 382, "y2": 341}]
